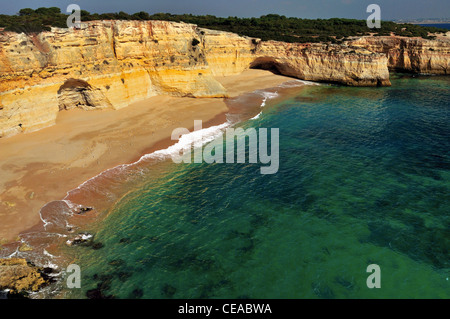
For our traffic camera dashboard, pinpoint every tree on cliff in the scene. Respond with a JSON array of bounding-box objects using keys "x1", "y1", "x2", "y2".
[{"x1": 18, "y1": 8, "x2": 35, "y2": 16}]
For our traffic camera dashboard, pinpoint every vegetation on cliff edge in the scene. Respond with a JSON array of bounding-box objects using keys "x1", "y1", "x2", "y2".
[{"x1": 0, "y1": 7, "x2": 447, "y2": 43}]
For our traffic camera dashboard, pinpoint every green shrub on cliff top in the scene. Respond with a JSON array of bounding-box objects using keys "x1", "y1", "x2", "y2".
[{"x1": 0, "y1": 8, "x2": 446, "y2": 42}]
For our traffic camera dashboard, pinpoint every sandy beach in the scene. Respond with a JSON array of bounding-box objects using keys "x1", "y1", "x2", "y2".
[{"x1": 0, "y1": 70, "x2": 292, "y2": 243}]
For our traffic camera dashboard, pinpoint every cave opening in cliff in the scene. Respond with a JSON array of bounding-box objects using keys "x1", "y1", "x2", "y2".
[
  {"x1": 57, "y1": 78, "x2": 112, "y2": 111},
  {"x1": 250, "y1": 57, "x2": 282, "y2": 75}
]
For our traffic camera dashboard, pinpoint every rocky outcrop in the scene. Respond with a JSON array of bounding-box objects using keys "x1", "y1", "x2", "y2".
[
  {"x1": 0, "y1": 20, "x2": 230, "y2": 137},
  {"x1": 58, "y1": 78, "x2": 112, "y2": 110},
  {"x1": 258, "y1": 41, "x2": 390, "y2": 86},
  {"x1": 349, "y1": 36, "x2": 450, "y2": 74},
  {"x1": 0, "y1": 258, "x2": 49, "y2": 296},
  {"x1": 1, "y1": 21, "x2": 446, "y2": 138},
  {"x1": 200, "y1": 28, "x2": 390, "y2": 86}
]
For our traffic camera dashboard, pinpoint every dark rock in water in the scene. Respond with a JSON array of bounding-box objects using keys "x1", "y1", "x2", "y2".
[
  {"x1": 66, "y1": 233, "x2": 93, "y2": 246},
  {"x1": 131, "y1": 288, "x2": 144, "y2": 299},
  {"x1": 119, "y1": 237, "x2": 131, "y2": 244},
  {"x1": 193, "y1": 258, "x2": 215, "y2": 271},
  {"x1": 117, "y1": 271, "x2": 132, "y2": 282},
  {"x1": 218, "y1": 279, "x2": 231, "y2": 287},
  {"x1": 161, "y1": 284, "x2": 177, "y2": 298},
  {"x1": 66, "y1": 233, "x2": 103, "y2": 250},
  {"x1": 312, "y1": 208, "x2": 336, "y2": 222},
  {"x1": 334, "y1": 276, "x2": 354, "y2": 289},
  {"x1": 86, "y1": 288, "x2": 115, "y2": 299},
  {"x1": 365, "y1": 220, "x2": 450, "y2": 269},
  {"x1": 88, "y1": 274, "x2": 116, "y2": 299},
  {"x1": 3, "y1": 291, "x2": 29, "y2": 299},
  {"x1": 238, "y1": 239, "x2": 255, "y2": 254},
  {"x1": 97, "y1": 280, "x2": 111, "y2": 292},
  {"x1": 40, "y1": 267, "x2": 58, "y2": 284},
  {"x1": 92, "y1": 273, "x2": 112, "y2": 282},
  {"x1": 92, "y1": 242, "x2": 104, "y2": 250},
  {"x1": 311, "y1": 282, "x2": 335, "y2": 299},
  {"x1": 149, "y1": 236, "x2": 160, "y2": 243},
  {"x1": 77, "y1": 206, "x2": 94, "y2": 214},
  {"x1": 86, "y1": 288, "x2": 103, "y2": 299}
]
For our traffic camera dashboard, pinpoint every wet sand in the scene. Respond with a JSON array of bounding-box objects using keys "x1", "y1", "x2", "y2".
[{"x1": 0, "y1": 70, "x2": 292, "y2": 243}]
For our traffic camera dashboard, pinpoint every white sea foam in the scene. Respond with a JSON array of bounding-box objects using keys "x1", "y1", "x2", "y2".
[
  {"x1": 66, "y1": 123, "x2": 231, "y2": 195},
  {"x1": 250, "y1": 112, "x2": 262, "y2": 120},
  {"x1": 43, "y1": 261, "x2": 60, "y2": 271},
  {"x1": 144, "y1": 122, "x2": 231, "y2": 161},
  {"x1": 63, "y1": 79, "x2": 319, "y2": 200},
  {"x1": 61, "y1": 199, "x2": 81, "y2": 212},
  {"x1": 39, "y1": 207, "x2": 51, "y2": 229},
  {"x1": 6, "y1": 247, "x2": 19, "y2": 258},
  {"x1": 257, "y1": 91, "x2": 279, "y2": 107},
  {"x1": 248, "y1": 90, "x2": 280, "y2": 120},
  {"x1": 43, "y1": 249, "x2": 56, "y2": 258}
]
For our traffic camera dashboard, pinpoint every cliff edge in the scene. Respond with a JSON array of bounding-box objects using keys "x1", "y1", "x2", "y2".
[{"x1": 0, "y1": 20, "x2": 447, "y2": 138}]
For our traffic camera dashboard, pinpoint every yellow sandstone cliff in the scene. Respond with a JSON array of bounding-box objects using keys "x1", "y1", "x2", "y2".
[
  {"x1": 0, "y1": 20, "x2": 447, "y2": 138},
  {"x1": 349, "y1": 36, "x2": 450, "y2": 74},
  {"x1": 199, "y1": 27, "x2": 391, "y2": 86}
]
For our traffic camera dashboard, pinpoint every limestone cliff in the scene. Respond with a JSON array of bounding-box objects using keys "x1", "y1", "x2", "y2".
[
  {"x1": 201, "y1": 28, "x2": 390, "y2": 86},
  {"x1": 0, "y1": 20, "x2": 228, "y2": 137},
  {"x1": 349, "y1": 36, "x2": 450, "y2": 74},
  {"x1": 0, "y1": 20, "x2": 445, "y2": 138}
]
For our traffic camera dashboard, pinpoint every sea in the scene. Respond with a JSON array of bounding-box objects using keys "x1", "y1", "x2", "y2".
[
  {"x1": 3, "y1": 73, "x2": 449, "y2": 299},
  {"x1": 419, "y1": 23, "x2": 450, "y2": 30}
]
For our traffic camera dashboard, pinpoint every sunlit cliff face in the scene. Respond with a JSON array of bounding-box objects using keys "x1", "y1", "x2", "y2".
[{"x1": 2, "y1": 20, "x2": 447, "y2": 138}]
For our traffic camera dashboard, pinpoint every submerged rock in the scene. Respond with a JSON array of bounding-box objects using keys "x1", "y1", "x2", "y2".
[
  {"x1": 119, "y1": 237, "x2": 131, "y2": 244},
  {"x1": 161, "y1": 284, "x2": 177, "y2": 298},
  {"x1": 86, "y1": 288, "x2": 115, "y2": 299},
  {"x1": 91, "y1": 242, "x2": 104, "y2": 250},
  {"x1": 131, "y1": 288, "x2": 144, "y2": 299}
]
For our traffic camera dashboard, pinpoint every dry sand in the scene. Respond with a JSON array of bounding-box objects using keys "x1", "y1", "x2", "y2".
[{"x1": 0, "y1": 70, "x2": 292, "y2": 242}]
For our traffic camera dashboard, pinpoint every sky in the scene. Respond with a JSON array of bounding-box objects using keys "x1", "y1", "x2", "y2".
[{"x1": 1, "y1": 0, "x2": 449, "y2": 20}]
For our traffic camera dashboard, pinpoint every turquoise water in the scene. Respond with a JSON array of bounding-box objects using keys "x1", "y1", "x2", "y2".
[{"x1": 64, "y1": 74, "x2": 449, "y2": 299}]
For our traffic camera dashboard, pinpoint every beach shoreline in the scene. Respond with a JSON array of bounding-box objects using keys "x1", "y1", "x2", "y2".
[{"x1": 0, "y1": 70, "x2": 293, "y2": 244}]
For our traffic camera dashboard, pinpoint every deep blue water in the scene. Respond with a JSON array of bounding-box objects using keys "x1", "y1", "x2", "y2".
[
  {"x1": 419, "y1": 23, "x2": 450, "y2": 30},
  {"x1": 62, "y1": 74, "x2": 449, "y2": 299}
]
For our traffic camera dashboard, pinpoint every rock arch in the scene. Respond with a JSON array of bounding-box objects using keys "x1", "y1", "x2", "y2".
[
  {"x1": 57, "y1": 79, "x2": 112, "y2": 111},
  {"x1": 249, "y1": 57, "x2": 283, "y2": 75}
]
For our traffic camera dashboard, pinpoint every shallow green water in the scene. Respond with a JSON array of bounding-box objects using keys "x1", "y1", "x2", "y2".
[{"x1": 65, "y1": 74, "x2": 449, "y2": 299}]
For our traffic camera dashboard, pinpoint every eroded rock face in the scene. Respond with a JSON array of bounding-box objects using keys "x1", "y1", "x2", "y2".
[
  {"x1": 349, "y1": 36, "x2": 450, "y2": 74},
  {"x1": 258, "y1": 41, "x2": 391, "y2": 87},
  {"x1": 200, "y1": 28, "x2": 391, "y2": 87},
  {"x1": 0, "y1": 20, "x2": 229, "y2": 137},
  {"x1": 0, "y1": 20, "x2": 447, "y2": 138},
  {"x1": 58, "y1": 79, "x2": 112, "y2": 111},
  {"x1": 0, "y1": 258, "x2": 48, "y2": 296}
]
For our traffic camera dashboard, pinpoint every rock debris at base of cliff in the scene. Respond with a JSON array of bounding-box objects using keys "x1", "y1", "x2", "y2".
[{"x1": 0, "y1": 258, "x2": 53, "y2": 298}]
